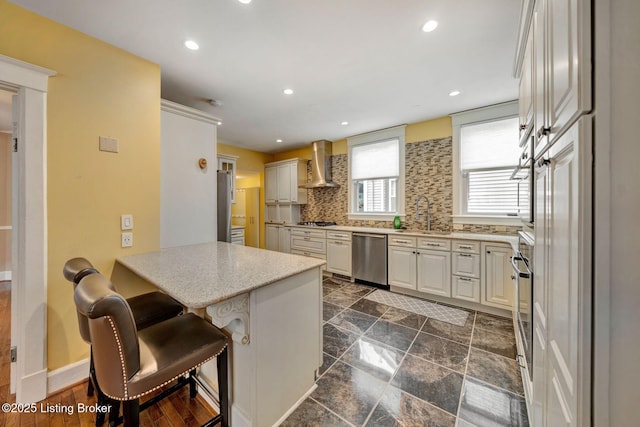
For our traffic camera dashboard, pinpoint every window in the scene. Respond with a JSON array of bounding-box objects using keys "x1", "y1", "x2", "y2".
[
  {"x1": 348, "y1": 126, "x2": 406, "y2": 219},
  {"x1": 452, "y1": 102, "x2": 521, "y2": 223}
]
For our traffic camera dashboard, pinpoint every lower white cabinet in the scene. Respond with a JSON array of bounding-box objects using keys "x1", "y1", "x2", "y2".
[
  {"x1": 326, "y1": 231, "x2": 352, "y2": 276},
  {"x1": 452, "y1": 276, "x2": 481, "y2": 303},
  {"x1": 388, "y1": 246, "x2": 417, "y2": 289},
  {"x1": 265, "y1": 224, "x2": 290, "y2": 253},
  {"x1": 417, "y1": 250, "x2": 452, "y2": 297},
  {"x1": 481, "y1": 242, "x2": 515, "y2": 309},
  {"x1": 388, "y1": 238, "x2": 451, "y2": 297}
]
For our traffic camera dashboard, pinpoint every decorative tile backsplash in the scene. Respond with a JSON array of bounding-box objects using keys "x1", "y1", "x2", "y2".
[{"x1": 300, "y1": 137, "x2": 521, "y2": 235}]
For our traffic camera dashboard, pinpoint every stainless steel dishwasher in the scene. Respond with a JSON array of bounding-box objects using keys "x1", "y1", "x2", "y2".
[{"x1": 352, "y1": 233, "x2": 388, "y2": 288}]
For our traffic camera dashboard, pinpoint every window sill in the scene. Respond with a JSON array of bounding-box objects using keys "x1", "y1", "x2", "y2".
[
  {"x1": 348, "y1": 213, "x2": 404, "y2": 222},
  {"x1": 452, "y1": 215, "x2": 523, "y2": 226}
]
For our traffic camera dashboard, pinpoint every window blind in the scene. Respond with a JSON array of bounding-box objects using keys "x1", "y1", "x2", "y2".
[
  {"x1": 351, "y1": 138, "x2": 399, "y2": 180},
  {"x1": 466, "y1": 168, "x2": 518, "y2": 215}
]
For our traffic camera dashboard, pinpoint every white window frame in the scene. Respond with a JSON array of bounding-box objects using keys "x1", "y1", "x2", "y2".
[
  {"x1": 451, "y1": 101, "x2": 522, "y2": 226},
  {"x1": 347, "y1": 125, "x2": 406, "y2": 221}
]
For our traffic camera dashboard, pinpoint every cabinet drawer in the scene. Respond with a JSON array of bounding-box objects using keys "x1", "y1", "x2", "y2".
[
  {"x1": 291, "y1": 228, "x2": 327, "y2": 239},
  {"x1": 452, "y1": 240, "x2": 480, "y2": 254},
  {"x1": 327, "y1": 231, "x2": 351, "y2": 241},
  {"x1": 418, "y1": 237, "x2": 451, "y2": 251},
  {"x1": 291, "y1": 249, "x2": 326, "y2": 270},
  {"x1": 291, "y1": 236, "x2": 326, "y2": 254},
  {"x1": 452, "y1": 253, "x2": 481, "y2": 278},
  {"x1": 452, "y1": 276, "x2": 480, "y2": 303},
  {"x1": 388, "y1": 236, "x2": 417, "y2": 248}
]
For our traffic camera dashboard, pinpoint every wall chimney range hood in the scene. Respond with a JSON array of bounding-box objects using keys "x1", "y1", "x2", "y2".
[{"x1": 300, "y1": 140, "x2": 339, "y2": 188}]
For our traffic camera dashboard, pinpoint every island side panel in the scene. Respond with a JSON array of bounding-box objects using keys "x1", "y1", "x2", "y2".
[{"x1": 252, "y1": 266, "x2": 322, "y2": 426}]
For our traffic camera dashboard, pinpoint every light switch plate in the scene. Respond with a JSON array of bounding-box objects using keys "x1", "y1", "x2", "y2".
[
  {"x1": 99, "y1": 136, "x2": 119, "y2": 153},
  {"x1": 121, "y1": 214, "x2": 133, "y2": 230}
]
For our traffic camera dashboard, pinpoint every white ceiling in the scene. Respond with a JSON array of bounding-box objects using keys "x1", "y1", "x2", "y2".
[{"x1": 10, "y1": 0, "x2": 521, "y2": 153}]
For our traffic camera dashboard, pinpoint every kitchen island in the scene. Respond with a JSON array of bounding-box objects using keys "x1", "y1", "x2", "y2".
[{"x1": 116, "y1": 242, "x2": 325, "y2": 427}]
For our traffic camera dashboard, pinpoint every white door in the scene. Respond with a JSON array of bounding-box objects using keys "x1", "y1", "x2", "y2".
[
  {"x1": 482, "y1": 243, "x2": 514, "y2": 309},
  {"x1": 388, "y1": 246, "x2": 416, "y2": 289},
  {"x1": 265, "y1": 166, "x2": 278, "y2": 203},
  {"x1": 546, "y1": 0, "x2": 591, "y2": 144},
  {"x1": 545, "y1": 118, "x2": 592, "y2": 427},
  {"x1": 278, "y1": 227, "x2": 291, "y2": 254},
  {"x1": 276, "y1": 163, "x2": 291, "y2": 203},
  {"x1": 416, "y1": 249, "x2": 451, "y2": 297},
  {"x1": 265, "y1": 225, "x2": 279, "y2": 251},
  {"x1": 533, "y1": 150, "x2": 550, "y2": 426},
  {"x1": 326, "y1": 240, "x2": 352, "y2": 276}
]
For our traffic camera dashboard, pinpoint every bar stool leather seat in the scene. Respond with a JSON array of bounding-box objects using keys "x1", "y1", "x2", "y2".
[{"x1": 74, "y1": 272, "x2": 229, "y2": 427}]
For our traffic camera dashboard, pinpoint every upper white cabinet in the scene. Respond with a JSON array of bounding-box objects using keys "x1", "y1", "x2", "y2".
[
  {"x1": 264, "y1": 159, "x2": 308, "y2": 204},
  {"x1": 517, "y1": 0, "x2": 591, "y2": 158},
  {"x1": 481, "y1": 242, "x2": 515, "y2": 310},
  {"x1": 218, "y1": 154, "x2": 238, "y2": 203}
]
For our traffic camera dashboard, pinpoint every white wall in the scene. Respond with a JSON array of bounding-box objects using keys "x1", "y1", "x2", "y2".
[
  {"x1": 160, "y1": 101, "x2": 218, "y2": 248},
  {"x1": 594, "y1": 0, "x2": 640, "y2": 425}
]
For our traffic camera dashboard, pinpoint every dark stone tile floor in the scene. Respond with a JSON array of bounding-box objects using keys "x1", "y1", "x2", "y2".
[{"x1": 283, "y1": 276, "x2": 530, "y2": 426}]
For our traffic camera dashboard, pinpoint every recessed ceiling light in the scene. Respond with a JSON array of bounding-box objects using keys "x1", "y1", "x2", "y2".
[
  {"x1": 276, "y1": 139, "x2": 283, "y2": 143},
  {"x1": 283, "y1": 88, "x2": 294, "y2": 95},
  {"x1": 238, "y1": 0, "x2": 252, "y2": 3},
  {"x1": 341, "y1": 121, "x2": 349, "y2": 126},
  {"x1": 422, "y1": 20, "x2": 439, "y2": 33},
  {"x1": 184, "y1": 40, "x2": 199, "y2": 50},
  {"x1": 217, "y1": 121, "x2": 222, "y2": 126},
  {"x1": 449, "y1": 90, "x2": 461, "y2": 97}
]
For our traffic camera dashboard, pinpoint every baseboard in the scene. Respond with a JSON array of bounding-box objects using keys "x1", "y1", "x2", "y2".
[
  {"x1": 47, "y1": 358, "x2": 89, "y2": 394},
  {"x1": 0, "y1": 271, "x2": 11, "y2": 281}
]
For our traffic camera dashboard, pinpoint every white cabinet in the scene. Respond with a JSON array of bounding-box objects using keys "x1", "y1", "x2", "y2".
[
  {"x1": 417, "y1": 250, "x2": 451, "y2": 297},
  {"x1": 388, "y1": 237, "x2": 451, "y2": 297},
  {"x1": 326, "y1": 231, "x2": 352, "y2": 277},
  {"x1": 451, "y1": 240, "x2": 481, "y2": 303},
  {"x1": 388, "y1": 246, "x2": 417, "y2": 290},
  {"x1": 481, "y1": 242, "x2": 515, "y2": 310},
  {"x1": 265, "y1": 204, "x2": 300, "y2": 225},
  {"x1": 218, "y1": 154, "x2": 238, "y2": 203},
  {"x1": 264, "y1": 159, "x2": 308, "y2": 204},
  {"x1": 290, "y1": 227, "x2": 327, "y2": 270},
  {"x1": 542, "y1": 118, "x2": 592, "y2": 427},
  {"x1": 526, "y1": 0, "x2": 591, "y2": 157},
  {"x1": 231, "y1": 227, "x2": 245, "y2": 245},
  {"x1": 265, "y1": 224, "x2": 290, "y2": 253}
]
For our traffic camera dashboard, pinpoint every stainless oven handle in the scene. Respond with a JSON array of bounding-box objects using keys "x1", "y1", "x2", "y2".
[{"x1": 511, "y1": 255, "x2": 531, "y2": 279}]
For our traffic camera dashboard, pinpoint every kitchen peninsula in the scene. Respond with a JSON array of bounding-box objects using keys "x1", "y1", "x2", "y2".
[{"x1": 116, "y1": 242, "x2": 325, "y2": 427}]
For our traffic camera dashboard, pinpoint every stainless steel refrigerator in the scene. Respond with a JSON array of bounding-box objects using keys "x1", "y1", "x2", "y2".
[{"x1": 217, "y1": 170, "x2": 232, "y2": 242}]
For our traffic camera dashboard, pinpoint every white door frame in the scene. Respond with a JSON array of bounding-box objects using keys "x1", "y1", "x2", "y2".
[{"x1": 0, "y1": 54, "x2": 55, "y2": 403}]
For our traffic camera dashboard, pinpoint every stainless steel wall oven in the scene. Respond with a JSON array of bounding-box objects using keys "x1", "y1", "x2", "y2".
[{"x1": 513, "y1": 231, "x2": 534, "y2": 380}]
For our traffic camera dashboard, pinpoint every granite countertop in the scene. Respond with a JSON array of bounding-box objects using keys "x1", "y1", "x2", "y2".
[
  {"x1": 286, "y1": 224, "x2": 518, "y2": 250},
  {"x1": 117, "y1": 242, "x2": 325, "y2": 308}
]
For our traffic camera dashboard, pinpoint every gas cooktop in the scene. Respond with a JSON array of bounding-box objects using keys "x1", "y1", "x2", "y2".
[{"x1": 297, "y1": 221, "x2": 337, "y2": 227}]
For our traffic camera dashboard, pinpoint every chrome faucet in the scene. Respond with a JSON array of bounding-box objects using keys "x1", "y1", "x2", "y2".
[{"x1": 415, "y1": 195, "x2": 432, "y2": 231}]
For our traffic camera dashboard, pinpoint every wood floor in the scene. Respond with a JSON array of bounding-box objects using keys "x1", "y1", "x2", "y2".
[{"x1": 0, "y1": 280, "x2": 219, "y2": 427}]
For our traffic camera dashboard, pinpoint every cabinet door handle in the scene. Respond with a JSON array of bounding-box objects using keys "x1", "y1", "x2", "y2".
[
  {"x1": 459, "y1": 277, "x2": 472, "y2": 282},
  {"x1": 459, "y1": 245, "x2": 473, "y2": 250},
  {"x1": 412, "y1": 251, "x2": 416, "y2": 254},
  {"x1": 459, "y1": 253, "x2": 473, "y2": 258},
  {"x1": 396, "y1": 239, "x2": 409, "y2": 244},
  {"x1": 427, "y1": 243, "x2": 441, "y2": 247},
  {"x1": 304, "y1": 237, "x2": 310, "y2": 241},
  {"x1": 486, "y1": 250, "x2": 492, "y2": 254}
]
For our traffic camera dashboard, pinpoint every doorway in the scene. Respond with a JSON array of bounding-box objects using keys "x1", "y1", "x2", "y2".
[
  {"x1": 0, "y1": 55, "x2": 54, "y2": 403},
  {"x1": 0, "y1": 87, "x2": 15, "y2": 403}
]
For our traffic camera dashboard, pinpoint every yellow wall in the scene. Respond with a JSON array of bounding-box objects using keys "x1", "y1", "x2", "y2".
[
  {"x1": 217, "y1": 142, "x2": 274, "y2": 248},
  {"x1": 406, "y1": 116, "x2": 452, "y2": 143},
  {"x1": 273, "y1": 116, "x2": 452, "y2": 160},
  {"x1": 0, "y1": 1, "x2": 162, "y2": 370}
]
